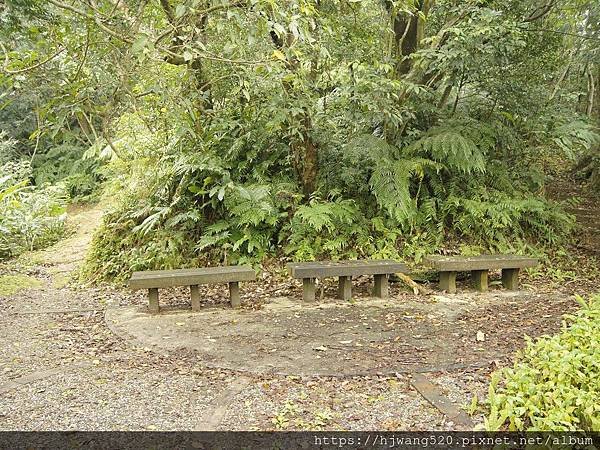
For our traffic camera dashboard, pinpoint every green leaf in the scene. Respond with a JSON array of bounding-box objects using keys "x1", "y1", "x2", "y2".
[
  {"x1": 175, "y1": 5, "x2": 187, "y2": 18},
  {"x1": 131, "y1": 34, "x2": 149, "y2": 54}
]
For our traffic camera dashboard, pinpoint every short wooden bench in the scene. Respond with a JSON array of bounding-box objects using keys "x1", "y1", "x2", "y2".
[
  {"x1": 128, "y1": 266, "x2": 256, "y2": 313},
  {"x1": 287, "y1": 260, "x2": 408, "y2": 302},
  {"x1": 424, "y1": 255, "x2": 538, "y2": 293}
]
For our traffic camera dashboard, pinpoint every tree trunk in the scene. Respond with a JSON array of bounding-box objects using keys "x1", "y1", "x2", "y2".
[
  {"x1": 270, "y1": 22, "x2": 319, "y2": 198},
  {"x1": 587, "y1": 68, "x2": 595, "y2": 117},
  {"x1": 294, "y1": 120, "x2": 318, "y2": 197},
  {"x1": 292, "y1": 112, "x2": 318, "y2": 198},
  {"x1": 548, "y1": 44, "x2": 581, "y2": 102},
  {"x1": 386, "y1": 0, "x2": 433, "y2": 77},
  {"x1": 595, "y1": 66, "x2": 600, "y2": 121},
  {"x1": 437, "y1": 84, "x2": 453, "y2": 108},
  {"x1": 392, "y1": 13, "x2": 419, "y2": 76}
]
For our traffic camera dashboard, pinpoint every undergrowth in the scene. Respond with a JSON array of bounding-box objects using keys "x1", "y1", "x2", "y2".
[
  {"x1": 80, "y1": 61, "x2": 585, "y2": 282},
  {"x1": 483, "y1": 294, "x2": 600, "y2": 431},
  {"x1": 0, "y1": 161, "x2": 67, "y2": 259},
  {"x1": 82, "y1": 116, "x2": 575, "y2": 282}
]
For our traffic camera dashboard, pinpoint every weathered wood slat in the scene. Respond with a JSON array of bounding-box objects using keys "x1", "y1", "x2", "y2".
[
  {"x1": 129, "y1": 266, "x2": 255, "y2": 290},
  {"x1": 287, "y1": 260, "x2": 408, "y2": 279},
  {"x1": 424, "y1": 255, "x2": 538, "y2": 272}
]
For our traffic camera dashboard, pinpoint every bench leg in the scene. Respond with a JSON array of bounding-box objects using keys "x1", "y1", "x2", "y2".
[
  {"x1": 148, "y1": 288, "x2": 159, "y2": 314},
  {"x1": 338, "y1": 276, "x2": 352, "y2": 300},
  {"x1": 472, "y1": 270, "x2": 488, "y2": 292},
  {"x1": 229, "y1": 282, "x2": 241, "y2": 308},
  {"x1": 502, "y1": 268, "x2": 520, "y2": 290},
  {"x1": 302, "y1": 278, "x2": 316, "y2": 302},
  {"x1": 439, "y1": 271, "x2": 457, "y2": 294},
  {"x1": 373, "y1": 274, "x2": 389, "y2": 298},
  {"x1": 190, "y1": 285, "x2": 200, "y2": 311}
]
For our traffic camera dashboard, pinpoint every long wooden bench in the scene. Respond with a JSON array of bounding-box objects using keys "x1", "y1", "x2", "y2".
[
  {"x1": 424, "y1": 255, "x2": 538, "y2": 293},
  {"x1": 287, "y1": 260, "x2": 408, "y2": 302},
  {"x1": 128, "y1": 266, "x2": 256, "y2": 313}
]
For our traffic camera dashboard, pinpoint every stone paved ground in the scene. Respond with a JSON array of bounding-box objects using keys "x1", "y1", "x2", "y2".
[
  {"x1": 0, "y1": 198, "x2": 596, "y2": 431},
  {"x1": 105, "y1": 290, "x2": 576, "y2": 378}
]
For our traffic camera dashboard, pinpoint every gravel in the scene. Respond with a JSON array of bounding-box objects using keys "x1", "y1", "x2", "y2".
[
  {"x1": 0, "y1": 365, "x2": 221, "y2": 430},
  {"x1": 2, "y1": 204, "x2": 596, "y2": 431}
]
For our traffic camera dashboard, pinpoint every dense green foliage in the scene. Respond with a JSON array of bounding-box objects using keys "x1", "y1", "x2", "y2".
[
  {"x1": 0, "y1": 158, "x2": 67, "y2": 259},
  {"x1": 1, "y1": 0, "x2": 599, "y2": 277},
  {"x1": 484, "y1": 294, "x2": 600, "y2": 431}
]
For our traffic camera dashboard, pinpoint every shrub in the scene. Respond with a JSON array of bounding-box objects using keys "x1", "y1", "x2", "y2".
[
  {"x1": 484, "y1": 294, "x2": 600, "y2": 431},
  {"x1": 0, "y1": 131, "x2": 19, "y2": 164},
  {"x1": 81, "y1": 102, "x2": 576, "y2": 281},
  {"x1": 32, "y1": 143, "x2": 103, "y2": 200},
  {"x1": 0, "y1": 161, "x2": 67, "y2": 259},
  {"x1": 283, "y1": 198, "x2": 402, "y2": 261}
]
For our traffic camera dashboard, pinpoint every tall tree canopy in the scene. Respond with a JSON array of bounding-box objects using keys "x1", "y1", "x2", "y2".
[{"x1": 1, "y1": 0, "x2": 599, "y2": 277}]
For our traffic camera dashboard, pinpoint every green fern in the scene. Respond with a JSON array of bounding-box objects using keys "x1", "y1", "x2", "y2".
[
  {"x1": 195, "y1": 221, "x2": 232, "y2": 252},
  {"x1": 407, "y1": 127, "x2": 486, "y2": 174},
  {"x1": 226, "y1": 184, "x2": 280, "y2": 227},
  {"x1": 345, "y1": 134, "x2": 397, "y2": 160},
  {"x1": 369, "y1": 156, "x2": 440, "y2": 223},
  {"x1": 294, "y1": 199, "x2": 358, "y2": 232},
  {"x1": 552, "y1": 120, "x2": 600, "y2": 159},
  {"x1": 131, "y1": 206, "x2": 171, "y2": 236}
]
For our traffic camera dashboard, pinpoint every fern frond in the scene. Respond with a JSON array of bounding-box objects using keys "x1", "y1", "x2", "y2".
[
  {"x1": 552, "y1": 120, "x2": 600, "y2": 159},
  {"x1": 346, "y1": 134, "x2": 398, "y2": 160},
  {"x1": 408, "y1": 128, "x2": 486, "y2": 174},
  {"x1": 369, "y1": 157, "x2": 440, "y2": 223},
  {"x1": 131, "y1": 206, "x2": 171, "y2": 235},
  {"x1": 294, "y1": 199, "x2": 358, "y2": 232},
  {"x1": 227, "y1": 184, "x2": 279, "y2": 227}
]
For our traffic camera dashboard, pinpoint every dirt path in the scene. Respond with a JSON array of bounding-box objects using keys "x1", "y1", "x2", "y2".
[
  {"x1": 0, "y1": 205, "x2": 454, "y2": 430},
  {"x1": 547, "y1": 176, "x2": 600, "y2": 256},
  {"x1": 0, "y1": 196, "x2": 595, "y2": 431}
]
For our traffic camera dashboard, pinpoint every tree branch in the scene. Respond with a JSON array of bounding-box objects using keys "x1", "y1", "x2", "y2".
[
  {"x1": 70, "y1": 26, "x2": 90, "y2": 82},
  {"x1": 520, "y1": 27, "x2": 600, "y2": 42},
  {"x1": 159, "y1": 0, "x2": 175, "y2": 24},
  {"x1": 46, "y1": 0, "x2": 268, "y2": 68},
  {"x1": 586, "y1": 69, "x2": 595, "y2": 117},
  {"x1": 1, "y1": 42, "x2": 66, "y2": 75},
  {"x1": 524, "y1": 1, "x2": 555, "y2": 22},
  {"x1": 47, "y1": 0, "x2": 133, "y2": 44},
  {"x1": 198, "y1": 1, "x2": 247, "y2": 16}
]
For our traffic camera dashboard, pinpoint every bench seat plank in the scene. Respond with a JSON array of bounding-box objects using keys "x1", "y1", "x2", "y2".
[
  {"x1": 424, "y1": 255, "x2": 538, "y2": 272},
  {"x1": 287, "y1": 260, "x2": 408, "y2": 279},
  {"x1": 129, "y1": 266, "x2": 255, "y2": 290}
]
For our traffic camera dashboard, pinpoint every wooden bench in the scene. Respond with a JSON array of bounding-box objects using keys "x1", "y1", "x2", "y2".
[
  {"x1": 287, "y1": 260, "x2": 408, "y2": 302},
  {"x1": 424, "y1": 255, "x2": 538, "y2": 293},
  {"x1": 128, "y1": 266, "x2": 256, "y2": 313}
]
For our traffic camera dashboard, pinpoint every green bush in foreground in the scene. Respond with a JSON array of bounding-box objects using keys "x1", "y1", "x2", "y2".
[{"x1": 484, "y1": 294, "x2": 600, "y2": 431}]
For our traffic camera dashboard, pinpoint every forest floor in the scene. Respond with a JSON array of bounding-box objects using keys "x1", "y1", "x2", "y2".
[{"x1": 0, "y1": 178, "x2": 598, "y2": 431}]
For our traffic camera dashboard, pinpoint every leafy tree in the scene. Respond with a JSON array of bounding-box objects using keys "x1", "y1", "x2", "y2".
[{"x1": 1, "y1": 0, "x2": 597, "y2": 277}]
